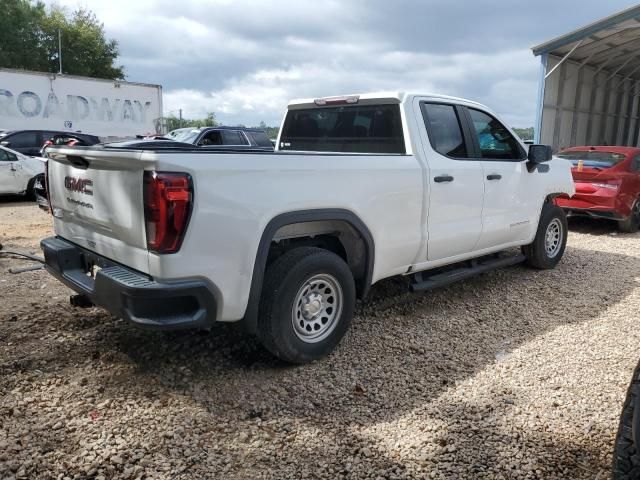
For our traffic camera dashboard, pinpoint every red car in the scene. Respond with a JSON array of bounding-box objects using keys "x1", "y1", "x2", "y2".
[{"x1": 555, "y1": 146, "x2": 640, "y2": 232}]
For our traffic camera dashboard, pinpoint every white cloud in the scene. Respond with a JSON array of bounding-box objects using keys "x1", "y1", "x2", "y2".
[
  {"x1": 165, "y1": 49, "x2": 539, "y2": 127},
  {"x1": 43, "y1": 0, "x2": 637, "y2": 127}
]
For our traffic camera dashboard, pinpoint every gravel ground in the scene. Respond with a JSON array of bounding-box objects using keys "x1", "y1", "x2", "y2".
[{"x1": 1, "y1": 199, "x2": 640, "y2": 479}]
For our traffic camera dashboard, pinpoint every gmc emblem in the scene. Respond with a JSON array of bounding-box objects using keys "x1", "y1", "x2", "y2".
[{"x1": 64, "y1": 176, "x2": 93, "y2": 196}]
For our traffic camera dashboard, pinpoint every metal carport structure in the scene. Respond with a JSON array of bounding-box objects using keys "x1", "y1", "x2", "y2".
[{"x1": 532, "y1": 5, "x2": 640, "y2": 151}]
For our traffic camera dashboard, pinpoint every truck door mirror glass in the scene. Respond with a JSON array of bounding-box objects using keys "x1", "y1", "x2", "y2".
[{"x1": 527, "y1": 144, "x2": 552, "y2": 164}]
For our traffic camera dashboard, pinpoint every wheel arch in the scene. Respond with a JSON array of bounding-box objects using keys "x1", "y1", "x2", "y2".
[{"x1": 242, "y1": 209, "x2": 375, "y2": 334}]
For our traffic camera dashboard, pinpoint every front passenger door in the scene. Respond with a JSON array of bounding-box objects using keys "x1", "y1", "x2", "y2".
[{"x1": 464, "y1": 107, "x2": 533, "y2": 249}]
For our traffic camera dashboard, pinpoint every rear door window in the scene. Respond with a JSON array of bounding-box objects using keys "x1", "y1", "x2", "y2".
[
  {"x1": 279, "y1": 104, "x2": 405, "y2": 154},
  {"x1": 6, "y1": 131, "x2": 38, "y2": 148},
  {"x1": 467, "y1": 109, "x2": 525, "y2": 160},
  {"x1": 421, "y1": 103, "x2": 469, "y2": 158},
  {"x1": 221, "y1": 130, "x2": 249, "y2": 145}
]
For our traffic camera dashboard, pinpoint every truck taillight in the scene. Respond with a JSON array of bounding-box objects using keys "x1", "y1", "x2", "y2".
[
  {"x1": 143, "y1": 171, "x2": 193, "y2": 254},
  {"x1": 44, "y1": 160, "x2": 53, "y2": 214}
]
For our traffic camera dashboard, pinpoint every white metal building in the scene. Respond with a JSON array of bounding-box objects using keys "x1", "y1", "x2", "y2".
[{"x1": 532, "y1": 5, "x2": 640, "y2": 151}]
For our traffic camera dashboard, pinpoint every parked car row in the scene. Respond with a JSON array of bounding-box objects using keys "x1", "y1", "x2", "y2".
[{"x1": 0, "y1": 125, "x2": 275, "y2": 203}]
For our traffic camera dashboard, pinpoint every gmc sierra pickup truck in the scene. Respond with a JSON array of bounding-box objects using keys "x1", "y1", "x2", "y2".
[{"x1": 41, "y1": 92, "x2": 575, "y2": 364}]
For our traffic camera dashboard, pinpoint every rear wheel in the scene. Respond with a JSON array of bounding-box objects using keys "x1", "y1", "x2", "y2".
[
  {"x1": 523, "y1": 203, "x2": 568, "y2": 269},
  {"x1": 257, "y1": 247, "x2": 355, "y2": 364},
  {"x1": 612, "y1": 358, "x2": 640, "y2": 479},
  {"x1": 618, "y1": 200, "x2": 640, "y2": 233}
]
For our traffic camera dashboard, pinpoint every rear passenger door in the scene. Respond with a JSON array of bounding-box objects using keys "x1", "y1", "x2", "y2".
[
  {"x1": 463, "y1": 107, "x2": 533, "y2": 249},
  {"x1": 420, "y1": 102, "x2": 485, "y2": 261}
]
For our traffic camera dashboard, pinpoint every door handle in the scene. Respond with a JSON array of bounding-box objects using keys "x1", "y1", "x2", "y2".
[
  {"x1": 434, "y1": 175, "x2": 454, "y2": 183},
  {"x1": 486, "y1": 174, "x2": 502, "y2": 180}
]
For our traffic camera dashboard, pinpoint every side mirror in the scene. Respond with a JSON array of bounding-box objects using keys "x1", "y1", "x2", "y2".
[{"x1": 527, "y1": 144, "x2": 552, "y2": 163}]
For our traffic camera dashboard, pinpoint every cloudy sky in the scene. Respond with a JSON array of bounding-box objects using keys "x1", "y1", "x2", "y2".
[{"x1": 45, "y1": 0, "x2": 639, "y2": 128}]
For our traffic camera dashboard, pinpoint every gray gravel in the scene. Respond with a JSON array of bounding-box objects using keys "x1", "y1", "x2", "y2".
[{"x1": 1, "y1": 201, "x2": 639, "y2": 479}]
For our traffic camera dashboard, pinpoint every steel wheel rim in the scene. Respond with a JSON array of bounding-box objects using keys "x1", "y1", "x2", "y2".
[
  {"x1": 291, "y1": 273, "x2": 343, "y2": 344},
  {"x1": 545, "y1": 218, "x2": 563, "y2": 258}
]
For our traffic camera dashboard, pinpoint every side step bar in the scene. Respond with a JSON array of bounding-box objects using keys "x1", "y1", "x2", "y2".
[{"x1": 410, "y1": 253, "x2": 526, "y2": 292}]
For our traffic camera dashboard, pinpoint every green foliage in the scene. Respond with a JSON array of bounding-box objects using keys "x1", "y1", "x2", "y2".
[
  {"x1": 513, "y1": 127, "x2": 534, "y2": 141},
  {"x1": 256, "y1": 121, "x2": 279, "y2": 139},
  {"x1": 165, "y1": 112, "x2": 218, "y2": 131},
  {"x1": 0, "y1": 0, "x2": 124, "y2": 79}
]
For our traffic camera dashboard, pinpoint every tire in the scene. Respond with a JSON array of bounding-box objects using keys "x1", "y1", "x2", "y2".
[
  {"x1": 24, "y1": 177, "x2": 37, "y2": 201},
  {"x1": 523, "y1": 202, "x2": 568, "y2": 269},
  {"x1": 612, "y1": 358, "x2": 640, "y2": 479},
  {"x1": 257, "y1": 247, "x2": 356, "y2": 364},
  {"x1": 618, "y1": 200, "x2": 640, "y2": 233}
]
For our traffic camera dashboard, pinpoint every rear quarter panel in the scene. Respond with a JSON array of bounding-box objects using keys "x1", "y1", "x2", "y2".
[{"x1": 146, "y1": 151, "x2": 424, "y2": 321}]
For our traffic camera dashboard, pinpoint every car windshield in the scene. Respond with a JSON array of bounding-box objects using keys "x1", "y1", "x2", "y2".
[
  {"x1": 170, "y1": 129, "x2": 201, "y2": 143},
  {"x1": 557, "y1": 150, "x2": 627, "y2": 169}
]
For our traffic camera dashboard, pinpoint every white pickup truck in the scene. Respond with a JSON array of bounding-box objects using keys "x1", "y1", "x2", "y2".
[{"x1": 41, "y1": 92, "x2": 575, "y2": 363}]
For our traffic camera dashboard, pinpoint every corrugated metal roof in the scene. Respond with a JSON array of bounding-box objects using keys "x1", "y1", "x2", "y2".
[{"x1": 532, "y1": 5, "x2": 640, "y2": 79}]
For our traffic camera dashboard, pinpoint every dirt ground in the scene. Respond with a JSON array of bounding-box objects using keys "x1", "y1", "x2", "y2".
[{"x1": 1, "y1": 198, "x2": 639, "y2": 479}]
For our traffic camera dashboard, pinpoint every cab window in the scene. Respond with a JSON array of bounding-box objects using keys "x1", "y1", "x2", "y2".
[{"x1": 468, "y1": 109, "x2": 524, "y2": 160}]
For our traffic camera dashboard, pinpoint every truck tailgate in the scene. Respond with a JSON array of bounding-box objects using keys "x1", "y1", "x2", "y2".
[{"x1": 47, "y1": 147, "x2": 152, "y2": 274}]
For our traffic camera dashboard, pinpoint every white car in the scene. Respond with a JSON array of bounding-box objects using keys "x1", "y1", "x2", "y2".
[
  {"x1": 0, "y1": 145, "x2": 45, "y2": 197},
  {"x1": 41, "y1": 92, "x2": 575, "y2": 364}
]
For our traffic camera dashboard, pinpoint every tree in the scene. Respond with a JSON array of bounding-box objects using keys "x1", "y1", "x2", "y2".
[
  {"x1": 513, "y1": 127, "x2": 534, "y2": 141},
  {"x1": 0, "y1": 0, "x2": 47, "y2": 71},
  {"x1": 0, "y1": 0, "x2": 124, "y2": 80},
  {"x1": 255, "y1": 121, "x2": 280, "y2": 139}
]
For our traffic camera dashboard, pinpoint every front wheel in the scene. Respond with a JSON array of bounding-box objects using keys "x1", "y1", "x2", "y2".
[
  {"x1": 523, "y1": 203, "x2": 568, "y2": 269},
  {"x1": 612, "y1": 358, "x2": 640, "y2": 479},
  {"x1": 25, "y1": 177, "x2": 37, "y2": 201},
  {"x1": 257, "y1": 247, "x2": 356, "y2": 364}
]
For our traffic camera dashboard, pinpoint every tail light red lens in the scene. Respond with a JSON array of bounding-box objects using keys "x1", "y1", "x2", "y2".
[
  {"x1": 143, "y1": 172, "x2": 193, "y2": 254},
  {"x1": 44, "y1": 159, "x2": 53, "y2": 214}
]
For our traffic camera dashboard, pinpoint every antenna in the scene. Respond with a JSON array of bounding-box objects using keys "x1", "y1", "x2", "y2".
[{"x1": 58, "y1": 29, "x2": 62, "y2": 74}]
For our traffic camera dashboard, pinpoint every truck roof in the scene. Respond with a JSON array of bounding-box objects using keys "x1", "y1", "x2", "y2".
[{"x1": 287, "y1": 91, "x2": 489, "y2": 110}]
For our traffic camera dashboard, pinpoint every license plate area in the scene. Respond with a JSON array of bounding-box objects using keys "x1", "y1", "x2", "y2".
[{"x1": 79, "y1": 252, "x2": 110, "y2": 279}]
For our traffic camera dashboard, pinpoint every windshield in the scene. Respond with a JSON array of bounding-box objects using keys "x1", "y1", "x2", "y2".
[
  {"x1": 279, "y1": 104, "x2": 405, "y2": 154},
  {"x1": 557, "y1": 150, "x2": 627, "y2": 169},
  {"x1": 170, "y1": 129, "x2": 201, "y2": 143}
]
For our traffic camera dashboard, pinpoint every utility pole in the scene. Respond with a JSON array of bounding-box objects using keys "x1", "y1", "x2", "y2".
[{"x1": 58, "y1": 29, "x2": 62, "y2": 74}]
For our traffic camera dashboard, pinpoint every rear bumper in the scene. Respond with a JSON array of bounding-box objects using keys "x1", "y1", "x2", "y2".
[
  {"x1": 555, "y1": 195, "x2": 626, "y2": 221},
  {"x1": 40, "y1": 236, "x2": 217, "y2": 330},
  {"x1": 560, "y1": 207, "x2": 624, "y2": 221}
]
